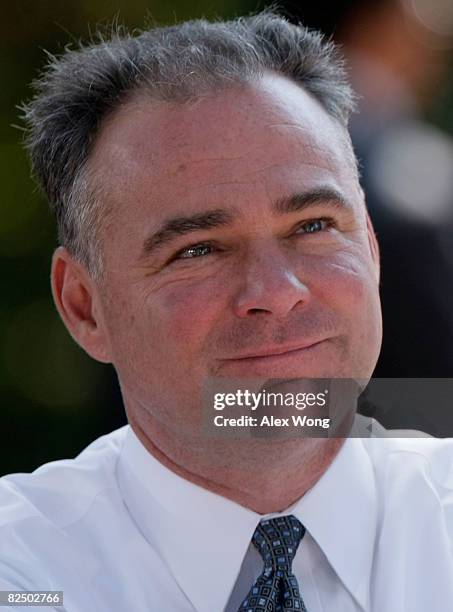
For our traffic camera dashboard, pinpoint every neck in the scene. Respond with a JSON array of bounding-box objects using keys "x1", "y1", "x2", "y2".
[{"x1": 128, "y1": 413, "x2": 345, "y2": 514}]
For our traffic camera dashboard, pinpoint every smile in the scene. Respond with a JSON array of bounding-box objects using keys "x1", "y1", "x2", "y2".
[{"x1": 222, "y1": 340, "x2": 327, "y2": 364}]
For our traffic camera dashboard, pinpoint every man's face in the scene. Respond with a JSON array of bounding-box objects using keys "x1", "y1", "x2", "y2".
[{"x1": 89, "y1": 74, "x2": 382, "y2": 433}]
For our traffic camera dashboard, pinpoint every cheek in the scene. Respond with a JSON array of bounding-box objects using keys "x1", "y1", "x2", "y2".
[
  {"x1": 307, "y1": 249, "x2": 382, "y2": 340},
  {"x1": 309, "y1": 250, "x2": 378, "y2": 309},
  {"x1": 306, "y1": 251, "x2": 382, "y2": 375},
  {"x1": 155, "y1": 276, "x2": 227, "y2": 347},
  {"x1": 317, "y1": 251, "x2": 382, "y2": 352}
]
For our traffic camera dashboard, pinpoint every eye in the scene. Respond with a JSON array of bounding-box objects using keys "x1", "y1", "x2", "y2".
[
  {"x1": 295, "y1": 218, "x2": 331, "y2": 234},
  {"x1": 174, "y1": 242, "x2": 214, "y2": 260}
]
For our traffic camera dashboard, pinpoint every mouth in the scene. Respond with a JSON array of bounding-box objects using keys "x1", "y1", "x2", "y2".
[
  {"x1": 223, "y1": 340, "x2": 327, "y2": 362},
  {"x1": 214, "y1": 338, "x2": 336, "y2": 378}
]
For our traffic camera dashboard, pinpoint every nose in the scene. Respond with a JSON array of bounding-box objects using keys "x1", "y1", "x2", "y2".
[{"x1": 231, "y1": 244, "x2": 311, "y2": 318}]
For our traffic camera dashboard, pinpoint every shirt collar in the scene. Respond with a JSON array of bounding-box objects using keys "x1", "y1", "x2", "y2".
[
  {"x1": 116, "y1": 425, "x2": 376, "y2": 612},
  {"x1": 292, "y1": 434, "x2": 377, "y2": 611}
]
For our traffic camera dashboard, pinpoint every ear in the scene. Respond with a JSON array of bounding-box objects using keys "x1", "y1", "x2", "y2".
[
  {"x1": 51, "y1": 247, "x2": 112, "y2": 363},
  {"x1": 365, "y1": 211, "x2": 380, "y2": 284}
]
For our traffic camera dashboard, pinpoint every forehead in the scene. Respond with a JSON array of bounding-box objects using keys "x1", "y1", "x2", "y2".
[{"x1": 90, "y1": 73, "x2": 358, "y2": 222}]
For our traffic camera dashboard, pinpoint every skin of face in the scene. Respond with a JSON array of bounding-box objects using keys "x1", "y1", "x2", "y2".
[{"x1": 51, "y1": 73, "x2": 382, "y2": 510}]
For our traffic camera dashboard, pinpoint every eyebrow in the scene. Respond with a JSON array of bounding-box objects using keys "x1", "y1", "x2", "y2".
[
  {"x1": 139, "y1": 186, "x2": 352, "y2": 260},
  {"x1": 140, "y1": 210, "x2": 234, "y2": 260},
  {"x1": 274, "y1": 187, "x2": 352, "y2": 216}
]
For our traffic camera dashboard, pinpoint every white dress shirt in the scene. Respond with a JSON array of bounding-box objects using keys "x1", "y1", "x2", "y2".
[{"x1": 1, "y1": 420, "x2": 453, "y2": 612}]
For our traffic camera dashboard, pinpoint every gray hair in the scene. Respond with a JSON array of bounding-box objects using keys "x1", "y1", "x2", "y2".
[{"x1": 21, "y1": 10, "x2": 356, "y2": 279}]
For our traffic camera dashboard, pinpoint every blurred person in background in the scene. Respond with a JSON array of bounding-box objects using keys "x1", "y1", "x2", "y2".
[
  {"x1": 340, "y1": 0, "x2": 453, "y2": 379},
  {"x1": 0, "y1": 11, "x2": 453, "y2": 612}
]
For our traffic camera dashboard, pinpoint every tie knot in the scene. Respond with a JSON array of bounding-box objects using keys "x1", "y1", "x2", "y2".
[{"x1": 252, "y1": 515, "x2": 305, "y2": 576}]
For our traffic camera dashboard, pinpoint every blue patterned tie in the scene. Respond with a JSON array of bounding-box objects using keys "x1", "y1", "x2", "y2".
[{"x1": 238, "y1": 515, "x2": 308, "y2": 612}]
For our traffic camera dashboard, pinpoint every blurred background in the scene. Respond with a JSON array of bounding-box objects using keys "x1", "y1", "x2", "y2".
[{"x1": 1, "y1": 0, "x2": 453, "y2": 475}]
